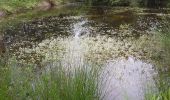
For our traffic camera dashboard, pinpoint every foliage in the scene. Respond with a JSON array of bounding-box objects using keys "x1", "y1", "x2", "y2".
[
  {"x1": 145, "y1": 77, "x2": 170, "y2": 100},
  {"x1": 0, "y1": 58, "x2": 101, "y2": 100},
  {"x1": 0, "y1": 0, "x2": 65, "y2": 13},
  {"x1": 0, "y1": 0, "x2": 170, "y2": 14},
  {"x1": 83, "y1": 0, "x2": 169, "y2": 7},
  {"x1": 0, "y1": 0, "x2": 40, "y2": 12},
  {"x1": 145, "y1": 88, "x2": 170, "y2": 100}
]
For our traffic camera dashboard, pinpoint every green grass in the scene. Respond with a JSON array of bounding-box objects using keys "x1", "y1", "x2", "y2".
[
  {"x1": 0, "y1": 0, "x2": 66, "y2": 13},
  {"x1": 0, "y1": 58, "x2": 101, "y2": 100},
  {"x1": 145, "y1": 72, "x2": 170, "y2": 100},
  {"x1": 0, "y1": 0, "x2": 41, "y2": 12},
  {"x1": 145, "y1": 74, "x2": 170, "y2": 100},
  {"x1": 145, "y1": 89, "x2": 170, "y2": 100}
]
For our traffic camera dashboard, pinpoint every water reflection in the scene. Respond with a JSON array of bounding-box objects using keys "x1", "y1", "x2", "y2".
[{"x1": 100, "y1": 57, "x2": 157, "y2": 100}]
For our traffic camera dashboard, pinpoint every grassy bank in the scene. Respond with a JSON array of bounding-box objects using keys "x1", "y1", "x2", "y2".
[
  {"x1": 0, "y1": 0, "x2": 169, "y2": 14},
  {"x1": 0, "y1": 0, "x2": 40, "y2": 12},
  {"x1": 0, "y1": 58, "x2": 101, "y2": 100},
  {"x1": 0, "y1": 0, "x2": 67, "y2": 14}
]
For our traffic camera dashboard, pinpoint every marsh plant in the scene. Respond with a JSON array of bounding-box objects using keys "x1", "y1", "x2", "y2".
[
  {"x1": 0, "y1": 58, "x2": 101, "y2": 100},
  {"x1": 12, "y1": 34, "x2": 156, "y2": 65}
]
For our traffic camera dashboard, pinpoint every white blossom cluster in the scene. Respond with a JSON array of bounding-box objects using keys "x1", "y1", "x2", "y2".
[{"x1": 11, "y1": 33, "x2": 161, "y2": 65}]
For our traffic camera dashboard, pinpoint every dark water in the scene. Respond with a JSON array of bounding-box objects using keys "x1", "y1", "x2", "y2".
[{"x1": 2, "y1": 6, "x2": 168, "y2": 50}]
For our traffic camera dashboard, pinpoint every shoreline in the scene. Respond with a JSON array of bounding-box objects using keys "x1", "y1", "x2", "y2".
[{"x1": 0, "y1": 0, "x2": 75, "y2": 19}]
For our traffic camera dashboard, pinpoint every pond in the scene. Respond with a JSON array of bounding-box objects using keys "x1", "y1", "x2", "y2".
[{"x1": 1, "y1": 4, "x2": 170, "y2": 100}]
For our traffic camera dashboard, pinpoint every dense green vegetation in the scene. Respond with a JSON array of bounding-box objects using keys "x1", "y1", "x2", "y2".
[
  {"x1": 0, "y1": 0, "x2": 40, "y2": 12},
  {"x1": 145, "y1": 76, "x2": 170, "y2": 100},
  {"x1": 0, "y1": 0, "x2": 170, "y2": 14},
  {"x1": 0, "y1": 58, "x2": 100, "y2": 100},
  {"x1": 145, "y1": 89, "x2": 170, "y2": 100},
  {"x1": 0, "y1": 0, "x2": 67, "y2": 13},
  {"x1": 84, "y1": 0, "x2": 169, "y2": 7}
]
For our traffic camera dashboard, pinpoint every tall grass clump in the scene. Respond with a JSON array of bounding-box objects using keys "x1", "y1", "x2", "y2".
[
  {"x1": 0, "y1": 58, "x2": 11, "y2": 100},
  {"x1": 0, "y1": 58, "x2": 101, "y2": 100},
  {"x1": 145, "y1": 89, "x2": 170, "y2": 100}
]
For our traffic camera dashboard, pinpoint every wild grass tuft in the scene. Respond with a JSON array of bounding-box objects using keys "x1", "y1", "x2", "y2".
[{"x1": 0, "y1": 58, "x2": 101, "y2": 100}]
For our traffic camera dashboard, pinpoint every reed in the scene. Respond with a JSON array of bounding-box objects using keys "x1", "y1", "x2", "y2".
[{"x1": 0, "y1": 58, "x2": 101, "y2": 100}]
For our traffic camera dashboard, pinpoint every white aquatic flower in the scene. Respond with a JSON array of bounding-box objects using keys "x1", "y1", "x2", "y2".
[{"x1": 12, "y1": 32, "x2": 158, "y2": 65}]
